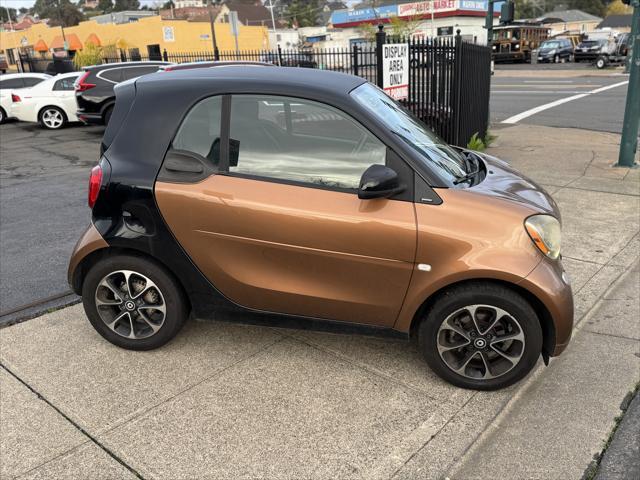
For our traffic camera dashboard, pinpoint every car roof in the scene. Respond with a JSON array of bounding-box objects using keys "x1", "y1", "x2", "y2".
[
  {"x1": 160, "y1": 60, "x2": 273, "y2": 71},
  {"x1": 137, "y1": 66, "x2": 366, "y2": 97},
  {"x1": 0, "y1": 73, "x2": 51, "y2": 80},
  {"x1": 84, "y1": 61, "x2": 171, "y2": 71}
]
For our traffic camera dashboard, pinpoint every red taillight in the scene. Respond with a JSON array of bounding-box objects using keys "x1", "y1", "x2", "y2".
[
  {"x1": 88, "y1": 165, "x2": 103, "y2": 208},
  {"x1": 76, "y1": 71, "x2": 96, "y2": 92},
  {"x1": 11, "y1": 93, "x2": 20, "y2": 102}
]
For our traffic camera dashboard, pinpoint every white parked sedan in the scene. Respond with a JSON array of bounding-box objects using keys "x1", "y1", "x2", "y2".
[
  {"x1": 10, "y1": 72, "x2": 81, "y2": 129},
  {"x1": 0, "y1": 73, "x2": 51, "y2": 123}
]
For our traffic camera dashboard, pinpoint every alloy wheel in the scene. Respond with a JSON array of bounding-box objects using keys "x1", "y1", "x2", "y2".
[
  {"x1": 41, "y1": 108, "x2": 64, "y2": 129},
  {"x1": 94, "y1": 270, "x2": 166, "y2": 340},
  {"x1": 436, "y1": 304, "x2": 525, "y2": 380}
]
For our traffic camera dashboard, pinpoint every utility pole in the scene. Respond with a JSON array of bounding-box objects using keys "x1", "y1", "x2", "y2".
[
  {"x1": 57, "y1": 0, "x2": 68, "y2": 53},
  {"x1": 207, "y1": 0, "x2": 220, "y2": 60},
  {"x1": 616, "y1": 0, "x2": 640, "y2": 167},
  {"x1": 485, "y1": 0, "x2": 495, "y2": 45}
]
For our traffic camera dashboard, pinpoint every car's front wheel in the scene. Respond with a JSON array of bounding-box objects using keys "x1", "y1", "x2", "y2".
[
  {"x1": 418, "y1": 283, "x2": 542, "y2": 390},
  {"x1": 82, "y1": 254, "x2": 188, "y2": 350},
  {"x1": 39, "y1": 106, "x2": 67, "y2": 129}
]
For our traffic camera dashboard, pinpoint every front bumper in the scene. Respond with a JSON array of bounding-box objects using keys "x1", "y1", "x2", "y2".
[{"x1": 520, "y1": 258, "x2": 574, "y2": 357}]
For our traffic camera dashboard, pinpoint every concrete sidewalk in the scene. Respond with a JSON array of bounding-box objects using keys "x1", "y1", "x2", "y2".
[{"x1": 1, "y1": 125, "x2": 639, "y2": 480}]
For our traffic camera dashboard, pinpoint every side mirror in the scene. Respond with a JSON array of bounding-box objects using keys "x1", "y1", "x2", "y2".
[{"x1": 358, "y1": 164, "x2": 406, "y2": 200}]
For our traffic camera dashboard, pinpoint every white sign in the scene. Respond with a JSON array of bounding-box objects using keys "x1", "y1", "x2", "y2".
[
  {"x1": 382, "y1": 43, "x2": 409, "y2": 101},
  {"x1": 163, "y1": 26, "x2": 175, "y2": 42},
  {"x1": 229, "y1": 11, "x2": 240, "y2": 37}
]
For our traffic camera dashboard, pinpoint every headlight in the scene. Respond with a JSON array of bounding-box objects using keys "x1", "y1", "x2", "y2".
[
  {"x1": 514, "y1": 43, "x2": 520, "y2": 49},
  {"x1": 492, "y1": 45, "x2": 497, "y2": 51},
  {"x1": 548, "y1": 49, "x2": 557, "y2": 55},
  {"x1": 525, "y1": 215, "x2": 561, "y2": 260}
]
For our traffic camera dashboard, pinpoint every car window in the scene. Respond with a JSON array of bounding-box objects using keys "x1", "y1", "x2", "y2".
[
  {"x1": 23, "y1": 77, "x2": 46, "y2": 87},
  {"x1": 0, "y1": 78, "x2": 24, "y2": 89},
  {"x1": 228, "y1": 95, "x2": 386, "y2": 190},
  {"x1": 121, "y1": 66, "x2": 160, "y2": 81},
  {"x1": 172, "y1": 96, "x2": 223, "y2": 164},
  {"x1": 99, "y1": 68, "x2": 123, "y2": 83},
  {"x1": 53, "y1": 76, "x2": 78, "y2": 91}
]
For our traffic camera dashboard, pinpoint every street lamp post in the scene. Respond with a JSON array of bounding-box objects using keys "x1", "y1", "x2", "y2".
[{"x1": 616, "y1": 0, "x2": 640, "y2": 167}]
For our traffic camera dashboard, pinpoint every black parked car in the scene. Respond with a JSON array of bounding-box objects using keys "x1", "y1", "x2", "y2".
[
  {"x1": 75, "y1": 61, "x2": 169, "y2": 125},
  {"x1": 574, "y1": 39, "x2": 609, "y2": 62},
  {"x1": 536, "y1": 39, "x2": 574, "y2": 63}
]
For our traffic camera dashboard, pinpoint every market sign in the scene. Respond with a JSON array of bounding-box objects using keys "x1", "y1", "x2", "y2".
[
  {"x1": 382, "y1": 43, "x2": 409, "y2": 101},
  {"x1": 331, "y1": 5, "x2": 397, "y2": 26},
  {"x1": 438, "y1": 26, "x2": 454, "y2": 36},
  {"x1": 398, "y1": 0, "x2": 456, "y2": 17}
]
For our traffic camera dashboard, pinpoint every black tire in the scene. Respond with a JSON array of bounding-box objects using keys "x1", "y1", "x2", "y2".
[
  {"x1": 103, "y1": 105, "x2": 114, "y2": 126},
  {"x1": 38, "y1": 106, "x2": 67, "y2": 130},
  {"x1": 418, "y1": 282, "x2": 543, "y2": 391},
  {"x1": 82, "y1": 254, "x2": 188, "y2": 350},
  {"x1": 0, "y1": 106, "x2": 6, "y2": 124},
  {"x1": 596, "y1": 55, "x2": 608, "y2": 69},
  {"x1": 554, "y1": 54, "x2": 560, "y2": 63}
]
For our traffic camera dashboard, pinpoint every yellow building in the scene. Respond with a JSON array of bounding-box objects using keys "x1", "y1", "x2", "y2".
[{"x1": 0, "y1": 14, "x2": 269, "y2": 68}]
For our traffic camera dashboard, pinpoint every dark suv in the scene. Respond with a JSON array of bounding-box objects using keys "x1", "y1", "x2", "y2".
[
  {"x1": 536, "y1": 39, "x2": 574, "y2": 63},
  {"x1": 75, "y1": 61, "x2": 169, "y2": 125}
]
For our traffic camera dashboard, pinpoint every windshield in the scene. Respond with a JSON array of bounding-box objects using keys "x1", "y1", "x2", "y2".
[
  {"x1": 350, "y1": 83, "x2": 467, "y2": 185},
  {"x1": 540, "y1": 41, "x2": 561, "y2": 49}
]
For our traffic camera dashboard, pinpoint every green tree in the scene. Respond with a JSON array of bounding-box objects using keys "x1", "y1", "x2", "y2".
[
  {"x1": 97, "y1": 0, "x2": 113, "y2": 12},
  {"x1": 161, "y1": 0, "x2": 174, "y2": 8},
  {"x1": 32, "y1": 0, "x2": 85, "y2": 27},
  {"x1": 113, "y1": 0, "x2": 140, "y2": 11},
  {"x1": 0, "y1": 7, "x2": 17, "y2": 22},
  {"x1": 567, "y1": 0, "x2": 606, "y2": 16},
  {"x1": 387, "y1": 14, "x2": 421, "y2": 38},
  {"x1": 285, "y1": 0, "x2": 319, "y2": 27}
]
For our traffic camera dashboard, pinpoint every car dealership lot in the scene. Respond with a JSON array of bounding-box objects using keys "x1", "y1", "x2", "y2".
[{"x1": 1, "y1": 120, "x2": 638, "y2": 479}]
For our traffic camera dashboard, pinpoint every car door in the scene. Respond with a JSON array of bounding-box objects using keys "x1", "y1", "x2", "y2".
[
  {"x1": 155, "y1": 94, "x2": 418, "y2": 327},
  {"x1": 51, "y1": 75, "x2": 80, "y2": 119}
]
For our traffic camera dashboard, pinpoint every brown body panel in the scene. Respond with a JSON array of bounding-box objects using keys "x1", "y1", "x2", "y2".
[
  {"x1": 68, "y1": 223, "x2": 108, "y2": 287},
  {"x1": 394, "y1": 188, "x2": 543, "y2": 332},
  {"x1": 155, "y1": 175, "x2": 417, "y2": 326},
  {"x1": 519, "y1": 258, "x2": 574, "y2": 355}
]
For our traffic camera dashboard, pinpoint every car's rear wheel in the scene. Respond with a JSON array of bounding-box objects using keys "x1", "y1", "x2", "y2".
[
  {"x1": 39, "y1": 106, "x2": 66, "y2": 129},
  {"x1": 0, "y1": 107, "x2": 6, "y2": 124},
  {"x1": 418, "y1": 283, "x2": 542, "y2": 390},
  {"x1": 82, "y1": 254, "x2": 188, "y2": 350}
]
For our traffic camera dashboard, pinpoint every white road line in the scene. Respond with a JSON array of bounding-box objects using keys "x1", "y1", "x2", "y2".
[
  {"x1": 501, "y1": 80, "x2": 629, "y2": 124},
  {"x1": 523, "y1": 80, "x2": 575, "y2": 83},
  {"x1": 493, "y1": 90, "x2": 591, "y2": 94}
]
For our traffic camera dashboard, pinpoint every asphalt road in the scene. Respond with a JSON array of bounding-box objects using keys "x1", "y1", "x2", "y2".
[
  {"x1": 0, "y1": 122, "x2": 103, "y2": 319},
  {"x1": 490, "y1": 74, "x2": 629, "y2": 133},
  {"x1": 0, "y1": 70, "x2": 632, "y2": 321}
]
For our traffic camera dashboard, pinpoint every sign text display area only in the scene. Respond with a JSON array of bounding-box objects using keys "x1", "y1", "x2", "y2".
[{"x1": 382, "y1": 44, "x2": 409, "y2": 101}]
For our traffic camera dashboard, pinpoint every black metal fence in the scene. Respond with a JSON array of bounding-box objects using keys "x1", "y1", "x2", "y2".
[{"x1": 19, "y1": 28, "x2": 491, "y2": 146}]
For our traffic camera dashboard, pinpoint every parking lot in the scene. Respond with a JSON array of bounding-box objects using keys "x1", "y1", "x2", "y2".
[{"x1": 0, "y1": 121, "x2": 103, "y2": 321}]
